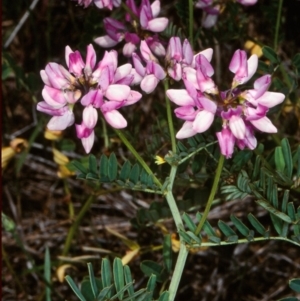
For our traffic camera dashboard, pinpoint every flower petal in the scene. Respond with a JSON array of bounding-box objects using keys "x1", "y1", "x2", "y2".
[
  {"x1": 176, "y1": 121, "x2": 197, "y2": 139},
  {"x1": 249, "y1": 116, "x2": 278, "y2": 133},
  {"x1": 166, "y1": 89, "x2": 195, "y2": 106},
  {"x1": 103, "y1": 110, "x2": 127, "y2": 128},
  {"x1": 105, "y1": 84, "x2": 131, "y2": 101},
  {"x1": 193, "y1": 110, "x2": 215, "y2": 133}
]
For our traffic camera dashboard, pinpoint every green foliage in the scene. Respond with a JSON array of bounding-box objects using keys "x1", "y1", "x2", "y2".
[
  {"x1": 177, "y1": 139, "x2": 300, "y2": 247},
  {"x1": 161, "y1": 21, "x2": 185, "y2": 40},
  {"x1": 44, "y1": 247, "x2": 52, "y2": 301},
  {"x1": 66, "y1": 258, "x2": 169, "y2": 301},
  {"x1": 72, "y1": 153, "x2": 159, "y2": 191}
]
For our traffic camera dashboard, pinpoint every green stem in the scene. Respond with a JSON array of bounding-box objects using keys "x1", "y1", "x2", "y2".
[
  {"x1": 63, "y1": 179, "x2": 74, "y2": 219},
  {"x1": 114, "y1": 129, "x2": 162, "y2": 188},
  {"x1": 195, "y1": 154, "x2": 225, "y2": 235},
  {"x1": 164, "y1": 80, "x2": 177, "y2": 154},
  {"x1": 168, "y1": 245, "x2": 189, "y2": 301},
  {"x1": 178, "y1": 141, "x2": 217, "y2": 165},
  {"x1": 101, "y1": 117, "x2": 109, "y2": 149},
  {"x1": 273, "y1": 0, "x2": 283, "y2": 51},
  {"x1": 62, "y1": 194, "x2": 96, "y2": 256},
  {"x1": 165, "y1": 166, "x2": 184, "y2": 228},
  {"x1": 165, "y1": 165, "x2": 188, "y2": 301},
  {"x1": 189, "y1": 235, "x2": 300, "y2": 248},
  {"x1": 188, "y1": 0, "x2": 194, "y2": 47}
]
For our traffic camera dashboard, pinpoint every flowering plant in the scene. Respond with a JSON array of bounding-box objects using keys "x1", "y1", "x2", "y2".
[{"x1": 3, "y1": 0, "x2": 300, "y2": 300}]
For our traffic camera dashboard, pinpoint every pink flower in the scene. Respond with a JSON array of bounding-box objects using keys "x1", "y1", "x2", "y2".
[
  {"x1": 37, "y1": 44, "x2": 142, "y2": 153},
  {"x1": 167, "y1": 48, "x2": 285, "y2": 158},
  {"x1": 94, "y1": 0, "x2": 168, "y2": 57},
  {"x1": 74, "y1": 0, "x2": 121, "y2": 9},
  {"x1": 229, "y1": 49, "x2": 258, "y2": 87},
  {"x1": 216, "y1": 126, "x2": 235, "y2": 158},
  {"x1": 195, "y1": 0, "x2": 257, "y2": 28}
]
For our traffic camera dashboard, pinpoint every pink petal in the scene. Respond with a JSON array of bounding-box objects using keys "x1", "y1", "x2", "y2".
[
  {"x1": 65, "y1": 46, "x2": 73, "y2": 68},
  {"x1": 47, "y1": 111, "x2": 74, "y2": 130},
  {"x1": 202, "y1": 13, "x2": 218, "y2": 28},
  {"x1": 216, "y1": 127, "x2": 235, "y2": 159},
  {"x1": 182, "y1": 39, "x2": 193, "y2": 65},
  {"x1": 229, "y1": 115, "x2": 246, "y2": 139},
  {"x1": 81, "y1": 130, "x2": 95, "y2": 154},
  {"x1": 103, "y1": 110, "x2": 127, "y2": 128},
  {"x1": 174, "y1": 106, "x2": 197, "y2": 121},
  {"x1": 94, "y1": 35, "x2": 119, "y2": 48},
  {"x1": 105, "y1": 84, "x2": 131, "y2": 101},
  {"x1": 85, "y1": 44, "x2": 97, "y2": 75},
  {"x1": 255, "y1": 91, "x2": 285, "y2": 108},
  {"x1": 151, "y1": 0, "x2": 161, "y2": 17},
  {"x1": 81, "y1": 89, "x2": 103, "y2": 108},
  {"x1": 147, "y1": 17, "x2": 168, "y2": 32},
  {"x1": 42, "y1": 86, "x2": 67, "y2": 107},
  {"x1": 83, "y1": 105, "x2": 98, "y2": 129},
  {"x1": 193, "y1": 110, "x2": 215, "y2": 133},
  {"x1": 141, "y1": 74, "x2": 159, "y2": 93},
  {"x1": 249, "y1": 116, "x2": 278, "y2": 133},
  {"x1": 114, "y1": 64, "x2": 132, "y2": 83},
  {"x1": 125, "y1": 90, "x2": 142, "y2": 105},
  {"x1": 123, "y1": 42, "x2": 137, "y2": 57},
  {"x1": 166, "y1": 89, "x2": 195, "y2": 106},
  {"x1": 132, "y1": 53, "x2": 146, "y2": 77},
  {"x1": 176, "y1": 121, "x2": 197, "y2": 139}
]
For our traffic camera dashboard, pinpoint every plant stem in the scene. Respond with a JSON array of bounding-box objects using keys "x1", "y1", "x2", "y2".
[
  {"x1": 274, "y1": 0, "x2": 283, "y2": 50},
  {"x1": 62, "y1": 194, "x2": 96, "y2": 256},
  {"x1": 189, "y1": 235, "x2": 300, "y2": 248},
  {"x1": 168, "y1": 244, "x2": 189, "y2": 301},
  {"x1": 114, "y1": 129, "x2": 162, "y2": 188},
  {"x1": 195, "y1": 154, "x2": 225, "y2": 235},
  {"x1": 164, "y1": 80, "x2": 177, "y2": 154},
  {"x1": 165, "y1": 165, "x2": 188, "y2": 301},
  {"x1": 101, "y1": 117, "x2": 109, "y2": 149},
  {"x1": 165, "y1": 166, "x2": 184, "y2": 229},
  {"x1": 188, "y1": 0, "x2": 194, "y2": 47}
]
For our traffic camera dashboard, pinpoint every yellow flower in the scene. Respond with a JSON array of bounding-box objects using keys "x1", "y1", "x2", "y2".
[
  {"x1": 154, "y1": 155, "x2": 166, "y2": 165},
  {"x1": 52, "y1": 148, "x2": 75, "y2": 178},
  {"x1": 1, "y1": 138, "x2": 28, "y2": 171},
  {"x1": 244, "y1": 40, "x2": 263, "y2": 58}
]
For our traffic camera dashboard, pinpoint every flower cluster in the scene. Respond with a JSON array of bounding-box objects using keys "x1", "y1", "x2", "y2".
[
  {"x1": 37, "y1": 44, "x2": 142, "y2": 153},
  {"x1": 74, "y1": 0, "x2": 121, "y2": 9},
  {"x1": 195, "y1": 0, "x2": 258, "y2": 28},
  {"x1": 132, "y1": 36, "x2": 212, "y2": 94},
  {"x1": 167, "y1": 49, "x2": 285, "y2": 158},
  {"x1": 94, "y1": 0, "x2": 168, "y2": 57}
]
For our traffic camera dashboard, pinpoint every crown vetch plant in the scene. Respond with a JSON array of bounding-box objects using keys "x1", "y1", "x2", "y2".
[
  {"x1": 37, "y1": 44, "x2": 142, "y2": 153},
  {"x1": 32, "y1": 0, "x2": 300, "y2": 300}
]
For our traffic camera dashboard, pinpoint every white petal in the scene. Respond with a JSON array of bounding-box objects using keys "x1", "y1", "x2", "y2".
[
  {"x1": 176, "y1": 121, "x2": 197, "y2": 139},
  {"x1": 147, "y1": 18, "x2": 168, "y2": 32},
  {"x1": 105, "y1": 84, "x2": 131, "y2": 101},
  {"x1": 249, "y1": 117, "x2": 278, "y2": 133},
  {"x1": 47, "y1": 111, "x2": 74, "y2": 131},
  {"x1": 94, "y1": 35, "x2": 119, "y2": 48},
  {"x1": 255, "y1": 92, "x2": 285, "y2": 108},
  {"x1": 193, "y1": 110, "x2": 215, "y2": 133},
  {"x1": 166, "y1": 89, "x2": 194, "y2": 106},
  {"x1": 141, "y1": 74, "x2": 159, "y2": 94},
  {"x1": 229, "y1": 116, "x2": 246, "y2": 139},
  {"x1": 104, "y1": 110, "x2": 127, "y2": 128}
]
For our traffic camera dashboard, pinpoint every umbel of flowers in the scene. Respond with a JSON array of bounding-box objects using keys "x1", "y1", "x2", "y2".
[
  {"x1": 37, "y1": 44, "x2": 142, "y2": 153},
  {"x1": 166, "y1": 49, "x2": 285, "y2": 158},
  {"x1": 94, "y1": 0, "x2": 168, "y2": 57}
]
